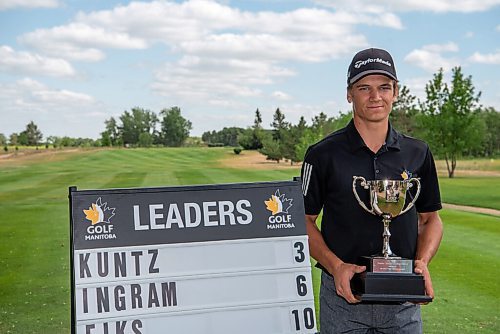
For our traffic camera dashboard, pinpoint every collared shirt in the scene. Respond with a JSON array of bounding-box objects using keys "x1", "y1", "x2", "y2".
[{"x1": 301, "y1": 120, "x2": 441, "y2": 265}]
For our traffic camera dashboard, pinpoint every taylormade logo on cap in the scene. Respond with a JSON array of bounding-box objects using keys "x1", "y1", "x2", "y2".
[
  {"x1": 347, "y1": 48, "x2": 398, "y2": 85},
  {"x1": 354, "y1": 58, "x2": 392, "y2": 69}
]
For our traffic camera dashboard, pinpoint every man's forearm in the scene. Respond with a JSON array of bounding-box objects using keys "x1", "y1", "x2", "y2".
[
  {"x1": 305, "y1": 215, "x2": 343, "y2": 274},
  {"x1": 416, "y1": 211, "x2": 443, "y2": 265}
]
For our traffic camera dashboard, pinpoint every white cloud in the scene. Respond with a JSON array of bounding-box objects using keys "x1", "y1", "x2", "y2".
[
  {"x1": 330, "y1": 10, "x2": 403, "y2": 29},
  {"x1": 464, "y1": 31, "x2": 474, "y2": 38},
  {"x1": 272, "y1": 91, "x2": 292, "y2": 101},
  {"x1": 151, "y1": 56, "x2": 295, "y2": 103},
  {"x1": 0, "y1": 78, "x2": 99, "y2": 137},
  {"x1": 20, "y1": 23, "x2": 148, "y2": 61},
  {"x1": 80, "y1": 1, "x2": 369, "y2": 106},
  {"x1": 404, "y1": 43, "x2": 461, "y2": 72},
  {"x1": 469, "y1": 51, "x2": 500, "y2": 64},
  {"x1": 0, "y1": 45, "x2": 76, "y2": 77},
  {"x1": 314, "y1": 0, "x2": 500, "y2": 13},
  {"x1": 19, "y1": 1, "x2": 372, "y2": 64},
  {"x1": 16, "y1": 0, "x2": 373, "y2": 105},
  {"x1": 422, "y1": 42, "x2": 459, "y2": 53},
  {"x1": 178, "y1": 33, "x2": 364, "y2": 63},
  {"x1": 401, "y1": 77, "x2": 430, "y2": 102},
  {"x1": 0, "y1": 78, "x2": 95, "y2": 107},
  {"x1": 0, "y1": 0, "x2": 59, "y2": 11}
]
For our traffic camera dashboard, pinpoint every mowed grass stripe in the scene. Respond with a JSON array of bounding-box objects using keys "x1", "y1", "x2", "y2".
[
  {"x1": 421, "y1": 209, "x2": 499, "y2": 333},
  {"x1": 0, "y1": 203, "x2": 70, "y2": 332},
  {"x1": 439, "y1": 177, "x2": 500, "y2": 210},
  {"x1": 101, "y1": 171, "x2": 148, "y2": 189},
  {"x1": 431, "y1": 211, "x2": 499, "y2": 293},
  {"x1": 440, "y1": 220, "x2": 500, "y2": 261}
]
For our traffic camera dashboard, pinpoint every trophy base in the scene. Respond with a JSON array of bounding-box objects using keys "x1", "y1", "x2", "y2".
[{"x1": 351, "y1": 272, "x2": 432, "y2": 303}]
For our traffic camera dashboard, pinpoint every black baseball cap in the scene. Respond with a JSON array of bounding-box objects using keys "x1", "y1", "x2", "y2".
[{"x1": 347, "y1": 48, "x2": 397, "y2": 85}]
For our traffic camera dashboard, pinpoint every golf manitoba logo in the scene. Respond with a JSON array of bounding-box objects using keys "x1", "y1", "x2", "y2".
[
  {"x1": 83, "y1": 197, "x2": 117, "y2": 240},
  {"x1": 264, "y1": 189, "x2": 295, "y2": 229}
]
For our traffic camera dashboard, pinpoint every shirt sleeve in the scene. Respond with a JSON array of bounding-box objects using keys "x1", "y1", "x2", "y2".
[
  {"x1": 301, "y1": 146, "x2": 325, "y2": 215},
  {"x1": 415, "y1": 146, "x2": 442, "y2": 213}
]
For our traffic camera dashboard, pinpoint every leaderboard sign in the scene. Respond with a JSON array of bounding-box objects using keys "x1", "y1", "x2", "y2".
[{"x1": 69, "y1": 181, "x2": 317, "y2": 334}]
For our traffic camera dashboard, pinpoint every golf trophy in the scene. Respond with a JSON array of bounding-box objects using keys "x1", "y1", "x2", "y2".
[{"x1": 351, "y1": 176, "x2": 432, "y2": 303}]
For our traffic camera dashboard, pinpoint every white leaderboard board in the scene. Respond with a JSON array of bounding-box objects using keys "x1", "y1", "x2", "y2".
[{"x1": 69, "y1": 181, "x2": 317, "y2": 334}]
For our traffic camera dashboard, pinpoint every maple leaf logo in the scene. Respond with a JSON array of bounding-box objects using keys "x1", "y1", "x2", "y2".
[
  {"x1": 264, "y1": 189, "x2": 293, "y2": 215},
  {"x1": 401, "y1": 170, "x2": 412, "y2": 180},
  {"x1": 83, "y1": 197, "x2": 115, "y2": 225}
]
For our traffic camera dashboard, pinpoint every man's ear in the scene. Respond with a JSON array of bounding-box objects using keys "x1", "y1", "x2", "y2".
[
  {"x1": 347, "y1": 89, "x2": 352, "y2": 103},
  {"x1": 393, "y1": 82, "x2": 399, "y2": 102}
]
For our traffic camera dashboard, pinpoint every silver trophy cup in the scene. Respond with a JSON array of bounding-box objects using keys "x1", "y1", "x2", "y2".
[
  {"x1": 352, "y1": 176, "x2": 421, "y2": 259},
  {"x1": 351, "y1": 176, "x2": 431, "y2": 302}
]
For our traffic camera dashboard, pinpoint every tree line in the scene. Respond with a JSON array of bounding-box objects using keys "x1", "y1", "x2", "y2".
[
  {"x1": 100, "y1": 106, "x2": 192, "y2": 147},
  {"x1": 202, "y1": 67, "x2": 499, "y2": 178},
  {"x1": 1, "y1": 66, "x2": 498, "y2": 177},
  {"x1": 1, "y1": 106, "x2": 193, "y2": 150}
]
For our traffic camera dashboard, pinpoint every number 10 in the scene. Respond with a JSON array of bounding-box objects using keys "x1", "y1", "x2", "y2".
[{"x1": 291, "y1": 307, "x2": 315, "y2": 331}]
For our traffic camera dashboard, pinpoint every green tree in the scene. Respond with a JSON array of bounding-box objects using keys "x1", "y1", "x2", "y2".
[
  {"x1": 238, "y1": 109, "x2": 265, "y2": 150},
  {"x1": 160, "y1": 107, "x2": 192, "y2": 147},
  {"x1": 118, "y1": 108, "x2": 158, "y2": 146},
  {"x1": 101, "y1": 117, "x2": 120, "y2": 146},
  {"x1": 328, "y1": 111, "x2": 352, "y2": 133},
  {"x1": 259, "y1": 108, "x2": 290, "y2": 162},
  {"x1": 138, "y1": 132, "x2": 153, "y2": 147},
  {"x1": 295, "y1": 127, "x2": 323, "y2": 162},
  {"x1": 9, "y1": 133, "x2": 18, "y2": 146},
  {"x1": 254, "y1": 108, "x2": 263, "y2": 128},
  {"x1": 419, "y1": 67, "x2": 482, "y2": 178},
  {"x1": 201, "y1": 127, "x2": 244, "y2": 146},
  {"x1": 18, "y1": 132, "x2": 28, "y2": 146},
  {"x1": 475, "y1": 107, "x2": 500, "y2": 157},
  {"x1": 100, "y1": 131, "x2": 112, "y2": 147},
  {"x1": 259, "y1": 134, "x2": 283, "y2": 163},
  {"x1": 391, "y1": 85, "x2": 418, "y2": 135},
  {"x1": 19, "y1": 121, "x2": 43, "y2": 147},
  {"x1": 282, "y1": 116, "x2": 306, "y2": 164},
  {"x1": 311, "y1": 112, "x2": 329, "y2": 136},
  {"x1": 270, "y1": 108, "x2": 288, "y2": 141},
  {"x1": 0, "y1": 133, "x2": 6, "y2": 146},
  {"x1": 46, "y1": 136, "x2": 59, "y2": 148}
]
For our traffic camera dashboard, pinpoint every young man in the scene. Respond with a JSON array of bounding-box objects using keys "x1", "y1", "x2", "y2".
[{"x1": 301, "y1": 48, "x2": 443, "y2": 333}]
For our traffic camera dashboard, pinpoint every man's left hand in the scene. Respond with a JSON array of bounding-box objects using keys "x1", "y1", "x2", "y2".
[{"x1": 414, "y1": 259, "x2": 434, "y2": 304}]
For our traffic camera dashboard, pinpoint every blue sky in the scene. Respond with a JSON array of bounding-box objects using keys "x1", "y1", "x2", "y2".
[{"x1": 1, "y1": 0, "x2": 499, "y2": 139}]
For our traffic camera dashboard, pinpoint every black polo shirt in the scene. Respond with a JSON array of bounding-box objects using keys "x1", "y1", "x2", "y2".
[{"x1": 301, "y1": 120, "x2": 441, "y2": 267}]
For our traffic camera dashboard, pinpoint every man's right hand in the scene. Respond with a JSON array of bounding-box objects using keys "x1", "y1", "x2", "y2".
[{"x1": 330, "y1": 262, "x2": 366, "y2": 303}]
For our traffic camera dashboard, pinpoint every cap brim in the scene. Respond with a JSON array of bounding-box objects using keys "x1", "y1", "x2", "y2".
[{"x1": 349, "y1": 70, "x2": 398, "y2": 85}]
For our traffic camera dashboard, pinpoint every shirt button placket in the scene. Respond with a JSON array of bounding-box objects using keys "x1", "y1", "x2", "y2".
[{"x1": 373, "y1": 156, "x2": 380, "y2": 177}]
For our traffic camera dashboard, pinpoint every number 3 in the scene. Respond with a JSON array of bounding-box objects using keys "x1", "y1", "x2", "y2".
[{"x1": 293, "y1": 241, "x2": 305, "y2": 263}]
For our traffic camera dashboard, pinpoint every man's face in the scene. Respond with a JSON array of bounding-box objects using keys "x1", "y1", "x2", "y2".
[{"x1": 347, "y1": 75, "x2": 398, "y2": 124}]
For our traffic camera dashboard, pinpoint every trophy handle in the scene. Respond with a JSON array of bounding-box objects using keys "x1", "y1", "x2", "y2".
[
  {"x1": 352, "y1": 176, "x2": 375, "y2": 215},
  {"x1": 400, "y1": 177, "x2": 421, "y2": 215}
]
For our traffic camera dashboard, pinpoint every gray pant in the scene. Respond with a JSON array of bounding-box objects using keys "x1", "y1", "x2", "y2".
[{"x1": 320, "y1": 271, "x2": 422, "y2": 334}]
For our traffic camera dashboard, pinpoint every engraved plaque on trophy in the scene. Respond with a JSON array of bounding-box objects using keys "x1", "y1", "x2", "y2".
[{"x1": 351, "y1": 176, "x2": 432, "y2": 303}]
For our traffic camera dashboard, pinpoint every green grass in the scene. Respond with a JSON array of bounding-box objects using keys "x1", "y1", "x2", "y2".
[
  {"x1": 420, "y1": 209, "x2": 500, "y2": 333},
  {"x1": 0, "y1": 148, "x2": 298, "y2": 333},
  {"x1": 0, "y1": 148, "x2": 498, "y2": 333},
  {"x1": 439, "y1": 177, "x2": 500, "y2": 210}
]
